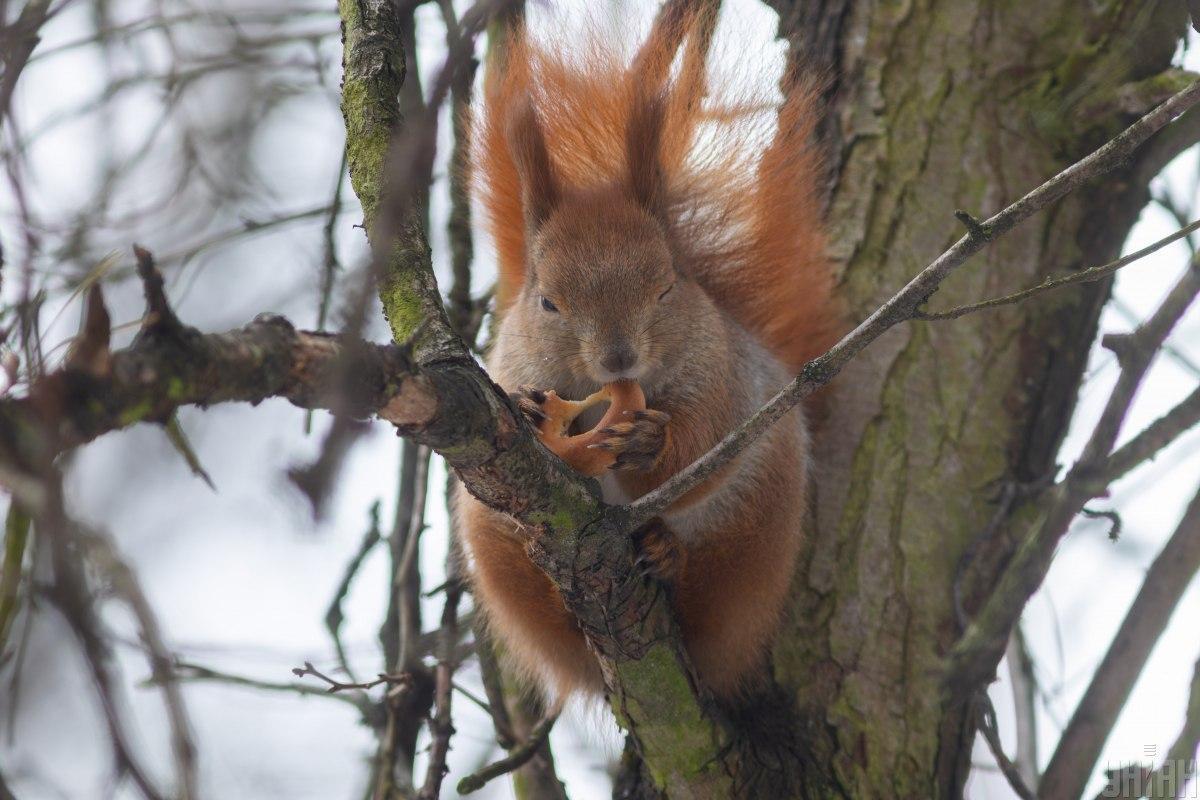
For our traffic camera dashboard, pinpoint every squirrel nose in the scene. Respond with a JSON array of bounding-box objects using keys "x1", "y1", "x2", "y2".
[{"x1": 600, "y1": 345, "x2": 637, "y2": 375}]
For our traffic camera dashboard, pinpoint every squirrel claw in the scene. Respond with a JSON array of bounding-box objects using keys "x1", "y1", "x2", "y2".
[
  {"x1": 633, "y1": 519, "x2": 684, "y2": 583},
  {"x1": 511, "y1": 386, "x2": 549, "y2": 425},
  {"x1": 595, "y1": 416, "x2": 667, "y2": 471}
]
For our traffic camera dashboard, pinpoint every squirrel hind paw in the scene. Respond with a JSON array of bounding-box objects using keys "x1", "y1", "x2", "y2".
[{"x1": 633, "y1": 518, "x2": 685, "y2": 583}]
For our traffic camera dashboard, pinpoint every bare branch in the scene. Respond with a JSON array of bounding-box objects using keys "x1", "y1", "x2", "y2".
[
  {"x1": 947, "y1": 249, "x2": 1200, "y2": 693},
  {"x1": 80, "y1": 529, "x2": 198, "y2": 800},
  {"x1": 915, "y1": 219, "x2": 1200, "y2": 321},
  {"x1": 39, "y1": 472, "x2": 166, "y2": 800},
  {"x1": 1098, "y1": 383, "x2": 1200, "y2": 485},
  {"x1": 395, "y1": 444, "x2": 431, "y2": 671},
  {"x1": 317, "y1": 148, "x2": 349, "y2": 333},
  {"x1": 1135, "y1": 104, "x2": 1200, "y2": 187},
  {"x1": 292, "y1": 660, "x2": 411, "y2": 694},
  {"x1": 1146, "y1": 655, "x2": 1200, "y2": 799},
  {"x1": 418, "y1": 537, "x2": 466, "y2": 800},
  {"x1": 1007, "y1": 628, "x2": 1040, "y2": 790},
  {"x1": 324, "y1": 501, "x2": 384, "y2": 682},
  {"x1": 627, "y1": 80, "x2": 1200, "y2": 525},
  {"x1": 1088, "y1": 655, "x2": 1200, "y2": 799},
  {"x1": 0, "y1": 309, "x2": 418, "y2": 501},
  {"x1": 438, "y1": 0, "x2": 480, "y2": 344},
  {"x1": 1039, "y1": 484, "x2": 1200, "y2": 800},
  {"x1": 168, "y1": 660, "x2": 373, "y2": 717},
  {"x1": 0, "y1": 0, "x2": 54, "y2": 127},
  {"x1": 975, "y1": 693, "x2": 1036, "y2": 800},
  {"x1": 472, "y1": 623, "x2": 517, "y2": 748},
  {"x1": 286, "y1": 417, "x2": 371, "y2": 517},
  {"x1": 457, "y1": 714, "x2": 559, "y2": 795}
]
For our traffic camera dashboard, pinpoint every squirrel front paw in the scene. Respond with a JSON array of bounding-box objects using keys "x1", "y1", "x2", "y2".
[
  {"x1": 511, "y1": 385, "x2": 549, "y2": 426},
  {"x1": 590, "y1": 409, "x2": 670, "y2": 471}
]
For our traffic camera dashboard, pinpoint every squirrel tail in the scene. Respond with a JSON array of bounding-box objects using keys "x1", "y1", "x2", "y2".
[{"x1": 472, "y1": 6, "x2": 842, "y2": 370}]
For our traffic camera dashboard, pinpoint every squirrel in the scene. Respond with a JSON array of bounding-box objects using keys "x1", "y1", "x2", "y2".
[{"x1": 455, "y1": 6, "x2": 841, "y2": 703}]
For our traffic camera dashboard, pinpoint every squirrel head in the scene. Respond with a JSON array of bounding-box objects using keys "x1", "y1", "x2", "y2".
[{"x1": 506, "y1": 92, "x2": 717, "y2": 386}]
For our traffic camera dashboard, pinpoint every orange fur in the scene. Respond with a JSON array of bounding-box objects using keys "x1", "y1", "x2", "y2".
[
  {"x1": 460, "y1": 7, "x2": 841, "y2": 704},
  {"x1": 473, "y1": 7, "x2": 840, "y2": 368},
  {"x1": 457, "y1": 499, "x2": 604, "y2": 697}
]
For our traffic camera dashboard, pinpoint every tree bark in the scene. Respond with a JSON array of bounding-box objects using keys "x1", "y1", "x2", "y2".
[
  {"x1": 765, "y1": 1, "x2": 1190, "y2": 797},
  {"x1": 4, "y1": 3, "x2": 1189, "y2": 799}
]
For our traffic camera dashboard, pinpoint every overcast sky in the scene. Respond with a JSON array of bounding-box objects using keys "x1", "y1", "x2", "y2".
[{"x1": 0, "y1": 3, "x2": 1197, "y2": 799}]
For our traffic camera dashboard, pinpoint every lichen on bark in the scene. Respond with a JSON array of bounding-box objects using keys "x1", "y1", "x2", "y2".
[{"x1": 775, "y1": 1, "x2": 1190, "y2": 797}]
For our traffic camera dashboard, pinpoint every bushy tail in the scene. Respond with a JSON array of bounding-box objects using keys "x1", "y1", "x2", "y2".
[{"x1": 471, "y1": 4, "x2": 842, "y2": 370}]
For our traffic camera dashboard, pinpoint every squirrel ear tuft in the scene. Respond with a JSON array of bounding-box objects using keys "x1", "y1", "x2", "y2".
[
  {"x1": 507, "y1": 96, "x2": 559, "y2": 234},
  {"x1": 625, "y1": 90, "x2": 668, "y2": 224}
]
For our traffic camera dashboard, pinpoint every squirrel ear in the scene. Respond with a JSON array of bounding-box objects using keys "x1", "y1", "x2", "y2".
[
  {"x1": 507, "y1": 97, "x2": 559, "y2": 233},
  {"x1": 625, "y1": 90, "x2": 668, "y2": 224}
]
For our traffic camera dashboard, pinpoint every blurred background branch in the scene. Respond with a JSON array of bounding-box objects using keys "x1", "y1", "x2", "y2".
[{"x1": 0, "y1": 1, "x2": 1197, "y2": 799}]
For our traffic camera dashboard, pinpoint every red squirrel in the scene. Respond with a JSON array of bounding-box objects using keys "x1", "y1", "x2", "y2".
[{"x1": 455, "y1": 7, "x2": 841, "y2": 702}]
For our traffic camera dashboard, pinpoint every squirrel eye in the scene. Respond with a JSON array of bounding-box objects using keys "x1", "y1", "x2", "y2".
[
  {"x1": 658, "y1": 283, "x2": 675, "y2": 301},
  {"x1": 540, "y1": 295, "x2": 559, "y2": 313}
]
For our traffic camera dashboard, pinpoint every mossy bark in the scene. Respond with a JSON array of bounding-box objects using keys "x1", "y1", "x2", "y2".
[
  {"x1": 764, "y1": 1, "x2": 1189, "y2": 797},
  {"x1": 333, "y1": 0, "x2": 1193, "y2": 797},
  {"x1": 338, "y1": 0, "x2": 451, "y2": 352}
]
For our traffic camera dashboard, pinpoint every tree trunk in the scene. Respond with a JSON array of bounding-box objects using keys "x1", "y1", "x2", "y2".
[{"x1": 758, "y1": 1, "x2": 1189, "y2": 797}]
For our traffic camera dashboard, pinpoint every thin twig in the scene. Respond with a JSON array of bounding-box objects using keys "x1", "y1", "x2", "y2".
[
  {"x1": 317, "y1": 147, "x2": 349, "y2": 332},
  {"x1": 1081, "y1": 507, "x2": 1123, "y2": 541},
  {"x1": 1006, "y1": 627, "x2": 1040, "y2": 791},
  {"x1": 473, "y1": 623, "x2": 517, "y2": 748},
  {"x1": 1098, "y1": 384, "x2": 1200, "y2": 486},
  {"x1": 975, "y1": 692, "x2": 1036, "y2": 800},
  {"x1": 292, "y1": 660, "x2": 410, "y2": 694},
  {"x1": 417, "y1": 533, "x2": 466, "y2": 800},
  {"x1": 324, "y1": 501, "x2": 383, "y2": 682},
  {"x1": 915, "y1": 219, "x2": 1200, "y2": 320},
  {"x1": 947, "y1": 250, "x2": 1200, "y2": 694},
  {"x1": 169, "y1": 660, "x2": 373, "y2": 717},
  {"x1": 456, "y1": 714, "x2": 558, "y2": 795},
  {"x1": 1038, "y1": 483, "x2": 1200, "y2": 800},
  {"x1": 626, "y1": 80, "x2": 1200, "y2": 527},
  {"x1": 80, "y1": 529, "x2": 199, "y2": 800},
  {"x1": 39, "y1": 471, "x2": 166, "y2": 800},
  {"x1": 452, "y1": 681, "x2": 493, "y2": 715}
]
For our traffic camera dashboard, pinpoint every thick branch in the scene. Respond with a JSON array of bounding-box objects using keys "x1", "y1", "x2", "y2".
[
  {"x1": 0, "y1": 315, "x2": 414, "y2": 496},
  {"x1": 337, "y1": 1, "x2": 736, "y2": 794}
]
